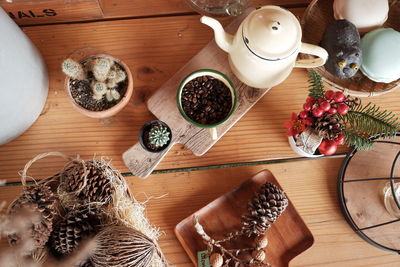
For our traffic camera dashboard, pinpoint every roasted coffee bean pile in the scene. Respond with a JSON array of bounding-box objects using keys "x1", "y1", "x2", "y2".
[{"x1": 181, "y1": 75, "x2": 232, "y2": 125}]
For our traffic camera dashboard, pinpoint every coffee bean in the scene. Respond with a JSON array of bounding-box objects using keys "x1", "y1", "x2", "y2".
[{"x1": 181, "y1": 75, "x2": 233, "y2": 125}]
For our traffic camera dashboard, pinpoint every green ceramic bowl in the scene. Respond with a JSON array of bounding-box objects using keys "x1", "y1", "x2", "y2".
[{"x1": 176, "y1": 69, "x2": 238, "y2": 134}]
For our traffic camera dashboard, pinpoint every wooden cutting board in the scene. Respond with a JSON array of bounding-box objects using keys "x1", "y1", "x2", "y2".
[
  {"x1": 123, "y1": 9, "x2": 271, "y2": 178},
  {"x1": 175, "y1": 169, "x2": 314, "y2": 267}
]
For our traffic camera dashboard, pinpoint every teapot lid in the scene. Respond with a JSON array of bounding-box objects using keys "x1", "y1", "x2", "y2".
[{"x1": 242, "y1": 6, "x2": 302, "y2": 61}]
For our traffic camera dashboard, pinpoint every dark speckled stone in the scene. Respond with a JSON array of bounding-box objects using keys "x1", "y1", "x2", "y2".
[{"x1": 321, "y1": 19, "x2": 362, "y2": 78}]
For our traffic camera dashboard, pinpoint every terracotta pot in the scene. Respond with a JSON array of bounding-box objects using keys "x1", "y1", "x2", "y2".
[
  {"x1": 65, "y1": 54, "x2": 133, "y2": 119},
  {"x1": 288, "y1": 136, "x2": 322, "y2": 158}
]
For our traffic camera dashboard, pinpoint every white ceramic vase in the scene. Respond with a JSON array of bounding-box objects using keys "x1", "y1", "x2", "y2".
[{"x1": 0, "y1": 7, "x2": 48, "y2": 145}]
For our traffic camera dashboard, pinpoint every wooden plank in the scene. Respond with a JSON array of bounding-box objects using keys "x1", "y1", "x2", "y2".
[
  {"x1": 0, "y1": 0, "x2": 103, "y2": 25},
  {"x1": 99, "y1": 0, "x2": 312, "y2": 19},
  {"x1": 1, "y1": 158, "x2": 399, "y2": 266},
  {"x1": 0, "y1": 0, "x2": 311, "y2": 26},
  {"x1": 1, "y1": 10, "x2": 400, "y2": 182}
]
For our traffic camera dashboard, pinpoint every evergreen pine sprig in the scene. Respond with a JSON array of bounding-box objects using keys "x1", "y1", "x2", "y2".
[
  {"x1": 340, "y1": 102, "x2": 400, "y2": 149},
  {"x1": 341, "y1": 129, "x2": 374, "y2": 150},
  {"x1": 307, "y1": 70, "x2": 325, "y2": 99}
]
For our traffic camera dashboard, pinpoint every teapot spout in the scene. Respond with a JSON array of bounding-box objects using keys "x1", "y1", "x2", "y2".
[{"x1": 200, "y1": 16, "x2": 233, "y2": 53}]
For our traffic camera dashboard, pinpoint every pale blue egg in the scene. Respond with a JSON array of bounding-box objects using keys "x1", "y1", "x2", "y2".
[{"x1": 361, "y1": 28, "x2": 400, "y2": 83}]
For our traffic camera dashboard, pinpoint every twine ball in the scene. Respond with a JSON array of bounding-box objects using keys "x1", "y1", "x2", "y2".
[
  {"x1": 255, "y1": 234, "x2": 268, "y2": 249},
  {"x1": 252, "y1": 249, "x2": 266, "y2": 262},
  {"x1": 210, "y1": 253, "x2": 223, "y2": 267},
  {"x1": 91, "y1": 225, "x2": 156, "y2": 267}
]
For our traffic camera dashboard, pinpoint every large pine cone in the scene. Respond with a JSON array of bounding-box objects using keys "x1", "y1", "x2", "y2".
[
  {"x1": 49, "y1": 207, "x2": 100, "y2": 257},
  {"x1": 242, "y1": 182, "x2": 288, "y2": 237},
  {"x1": 314, "y1": 113, "x2": 342, "y2": 140},
  {"x1": 62, "y1": 161, "x2": 114, "y2": 203},
  {"x1": 8, "y1": 184, "x2": 57, "y2": 248}
]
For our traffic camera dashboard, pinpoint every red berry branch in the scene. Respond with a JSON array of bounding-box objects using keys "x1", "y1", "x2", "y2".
[{"x1": 285, "y1": 71, "x2": 399, "y2": 155}]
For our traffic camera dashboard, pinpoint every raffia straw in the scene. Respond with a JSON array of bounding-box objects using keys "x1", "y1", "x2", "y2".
[{"x1": 20, "y1": 152, "x2": 74, "y2": 186}]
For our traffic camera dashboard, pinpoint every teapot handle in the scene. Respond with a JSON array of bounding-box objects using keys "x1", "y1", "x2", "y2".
[{"x1": 295, "y1": 43, "x2": 328, "y2": 68}]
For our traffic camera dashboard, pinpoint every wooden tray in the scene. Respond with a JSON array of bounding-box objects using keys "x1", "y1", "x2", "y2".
[
  {"x1": 175, "y1": 170, "x2": 314, "y2": 267},
  {"x1": 123, "y1": 9, "x2": 271, "y2": 178},
  {"x1": 301, "y1": 0, "x2": 400, "y2": 97}
]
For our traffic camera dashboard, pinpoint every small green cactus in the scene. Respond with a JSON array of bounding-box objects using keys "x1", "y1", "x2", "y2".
[
  {"x1": 105, "y1": 89, "x2": 121, "y2": 102},
  {"x1": 107, "y1": 70, "x2": 117, "y2": 80},
  {"x1": 62, "y1": 58, "x2": 86, "y2": 80},
  {"x1": 107, "y1": 79, "x2": 117, "y2": 89},
  {"x1": 91, "y1": 58, "x2": 113, "y2": 82},
  {"x1": 114, "y1": 69, "x2": 127, "y2": 83},
  {"x1": 92, "y1": 81, "x2": 107, "y2": 94},
  {"x1": 149, "y1": 125, "x2": 170, "y2": 148},
  {"x1": 106, "y1": 66, "x2": 126, "y2": 86},
  {"x1": 110, "y1": 89, "x2": 120, "y2": 100},
  {"x1": 91, "y1": 81, "x2": 107, "y2": 100}
]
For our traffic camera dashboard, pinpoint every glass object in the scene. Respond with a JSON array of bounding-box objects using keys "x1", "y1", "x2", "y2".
[
  {"x1": 186, "y1": 0, "x2": 249, "y2": 17},
  {"x1": 383, "y1": 151, "x2": 400, "y2": 218},
  {"x1": 383, "y1": 182, "x2": 400, "y2": 218}
]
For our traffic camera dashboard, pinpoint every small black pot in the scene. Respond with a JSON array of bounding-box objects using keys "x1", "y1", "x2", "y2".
[{"x1": 139, "y1": 120, "x2": 172, "y2": 153}]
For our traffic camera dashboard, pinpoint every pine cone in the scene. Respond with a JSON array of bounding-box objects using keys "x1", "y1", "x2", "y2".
[
  {"x1": 8, "y1": 184, "x2": 57, "y2": 248},
  {"x1": 80, "y1": 261, "x2": 94, "y2": 267},
  {"x1": 63, "y1": 161, "x2": 114, "y2": 203},
  {"x1": 242, "y1": 183, "x2": 288, "y2": 237},
  {"x1": 49, "y1": 207, "x2": 100, "y2": 257},
  {"x1": 314, "y1": 113, "x2": 342, "y2": 140}
]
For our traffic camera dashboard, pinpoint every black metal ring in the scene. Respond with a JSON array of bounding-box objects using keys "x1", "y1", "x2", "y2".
[
  {"x1": 337, "y1": 133, "x2": 400, "y2": 254},
  {"x1": 390, "y1": 152, "x2": 400, "y2": 211}
]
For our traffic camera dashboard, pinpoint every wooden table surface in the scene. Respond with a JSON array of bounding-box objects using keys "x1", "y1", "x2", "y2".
[{"x1": 1, "y1": 1, "x2": 400, "y2": 266}]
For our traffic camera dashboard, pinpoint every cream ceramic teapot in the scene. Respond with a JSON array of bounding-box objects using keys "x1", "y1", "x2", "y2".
[{"x1": 201, "y1": 6, "x2": 328, "y2": 88}]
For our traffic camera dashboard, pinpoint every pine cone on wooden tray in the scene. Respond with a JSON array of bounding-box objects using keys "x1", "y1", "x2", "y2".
[
  {"x1": 49, "y1": 206, "x2": 100, "y2": 257},
  {"x1": 62, "y1": 161, "x2": 114, "y2": 203},
  {"x1": 8, "y1": 184, "x2": 58, "y2": 248},
  {"x1": 314, "y1": 113, "x2": 342, "y2": 140},
  {"x1": 242, "y1": 182, "x2": 288, "y2": 237}
]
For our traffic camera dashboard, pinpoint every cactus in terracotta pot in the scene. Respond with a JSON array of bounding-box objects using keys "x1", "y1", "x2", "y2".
[
  {"x1": 61, "y1": 55, "x2": 132, "y2": 116},
  {"x1": 62, "y1": 57, "x2": 127, "y2": 103}
]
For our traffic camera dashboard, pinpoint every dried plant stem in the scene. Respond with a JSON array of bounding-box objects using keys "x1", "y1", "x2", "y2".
[
  {"x1": 193, "y1": 215, "x2": 248, "y2": 267},
  {"x1": 215, "y1": 229, "x2": 245, "y2": 244}
]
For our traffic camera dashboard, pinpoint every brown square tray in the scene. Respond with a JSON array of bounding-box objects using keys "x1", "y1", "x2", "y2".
[{"x1": 175, "y1": 170, "x2": 314, "y2": 267}]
